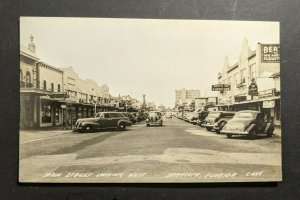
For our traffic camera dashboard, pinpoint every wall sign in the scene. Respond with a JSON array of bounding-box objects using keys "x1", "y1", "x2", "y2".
[
  {"x1": 258, "y1": 89, "x2": 275, "y2": 98},
  {"x1": 263, "y1": 100, "x2": 275, "y2": 108},
  {"x1": 261, "y1": 44, "x2": 280, "y2": 63},
  {"x1": 234, "y1": 96, "x2": 247, "y2": 102}
]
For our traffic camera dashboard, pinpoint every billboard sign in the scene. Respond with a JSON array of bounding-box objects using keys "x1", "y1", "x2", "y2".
[{"x1": 261, "y1": 44, "x2": 280, "y2": 63}]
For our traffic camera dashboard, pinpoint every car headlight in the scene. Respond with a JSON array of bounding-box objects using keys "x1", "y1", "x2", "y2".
[
  {"x1": 213, "y1": 123, "x2": 218, "y2": 127},
  {"x1": 146, "y1": 119, "x2": 149, "y2": 121}
]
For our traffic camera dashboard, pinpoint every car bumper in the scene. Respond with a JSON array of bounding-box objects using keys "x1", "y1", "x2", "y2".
[
  {"x1": 203, "y1": 124, "x2": 214, "y2": 127},
  {"x1": 146, "y1": 122, "x2": 162, "y2": 125}
]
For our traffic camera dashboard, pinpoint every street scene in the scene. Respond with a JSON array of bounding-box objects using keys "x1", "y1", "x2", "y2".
[
  {"x1": 19, "y1": 18, "x2": 281, "y2": 182},
  {"x1": 20, "y1": 116, "x2": 281, "y2": 183}
]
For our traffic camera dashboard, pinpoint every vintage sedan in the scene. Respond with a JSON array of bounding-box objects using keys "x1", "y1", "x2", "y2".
[
  {"x1": 146, "y1": 111, "x2": 163, "y2": 127},
  {"x1": 213, "y1": 112, "x2": 236, "y2": 134},
  {"x1": 165, "y1": 112, "x2": 173, "y2": 118},
  {"x1": 195, "y1": 111, "x2": 210, "y2": 126},
  {"x1": 221, "y1": 110, "x2": 274, "y2": 139},
  {"x1": 203, "y1": 111, "x2": 235, "y2": 131},
  {"x1": 75, "y1": 112, "x2": 132, "y2": 132}
]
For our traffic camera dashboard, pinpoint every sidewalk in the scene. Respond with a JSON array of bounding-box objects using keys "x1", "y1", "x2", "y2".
[{"x1": 20, "y1": 127, "x2": 73, "y2": 144}]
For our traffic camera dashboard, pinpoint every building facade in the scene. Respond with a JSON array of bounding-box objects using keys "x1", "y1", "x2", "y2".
[
  {"x1": 216, "y1": 38, "x2": 280, "y2": 126},
  {"x1": 175, "y1": 89, "x2": 201, "y2": 110},
  {"x1": 20, "y1": 37, "x2": 40, "y2": 129},
  {"x1": 20, "y1": 35, "x2": 117, "y2": 129},
  {"x1": 194, "y1": 97, "x2": 218, "y2": 111}
]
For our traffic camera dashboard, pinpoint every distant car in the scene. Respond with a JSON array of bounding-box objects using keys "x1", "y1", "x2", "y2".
[
  {"x1": 75, "y1": 112, "x2": 132, "y2": 132},
  {"x1": 221, "y1": 110, "x2": 274, "y2": 139},
  {"x1": 165, "y1": 112, "x2": 172, "y2": 118},
  {"x1": 146, "y1": 111, "x2": 163, "y2": 127},
  {"x1": 203, "y1": 111, "x2": 236, "y2": 131}
]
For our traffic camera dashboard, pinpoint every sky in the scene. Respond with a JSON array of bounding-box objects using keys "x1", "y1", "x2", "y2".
[{"x1": 20, "y1": 17, "x2": 279, "y2": 108}]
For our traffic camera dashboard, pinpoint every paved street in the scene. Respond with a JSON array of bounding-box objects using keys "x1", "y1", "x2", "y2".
[{"x1": 19, "y1": 117, "x2": 281, "y2": 183}]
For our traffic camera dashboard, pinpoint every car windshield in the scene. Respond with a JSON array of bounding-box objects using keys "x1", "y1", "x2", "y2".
[
  {"x1": 235, "y1": 112, "x2": 255, "y2": 119},
  {"x1": 208, "y1": 112, "x2": 220, "y2": 118},
  {"x1": 149, "y1": 112, "x2": 160, "y2": 117}
]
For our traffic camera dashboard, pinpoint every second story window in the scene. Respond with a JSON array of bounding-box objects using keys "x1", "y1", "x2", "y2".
[
  {"x1": 51, "y1": 83, "x2": 54, "y2": 92},
  {"x1": 58, "y1": 84, "x2": 61, "y2": 92},
  {"x1": 43, "y1": 80, "x2": 47, "y2": 90}
]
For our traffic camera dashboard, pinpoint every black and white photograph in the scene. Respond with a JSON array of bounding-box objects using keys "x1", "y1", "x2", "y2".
[{"x1": 19, "y1": 17, "x2": 281, "y2": 183}]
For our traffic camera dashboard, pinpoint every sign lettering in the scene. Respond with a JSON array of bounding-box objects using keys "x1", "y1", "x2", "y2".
[
  {"x1": 212, "y1": 84, "x2": 231, "y2": 91},
  {"x1": 261, "y1": 44, "x2": 280, "y2": 63}
]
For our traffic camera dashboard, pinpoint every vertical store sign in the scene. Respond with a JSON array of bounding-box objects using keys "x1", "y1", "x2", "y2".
[{"x1": 261, "y1": 44, "x2": 280, "y2": 63}]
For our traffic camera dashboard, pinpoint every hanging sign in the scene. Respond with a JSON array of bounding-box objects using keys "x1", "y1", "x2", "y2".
[
  {"x1": 212, "y1": 84, "x2": 231, "y2": 91},
  {"x1": 248, "y1": 80, "x2": 258, "y2": 96}
]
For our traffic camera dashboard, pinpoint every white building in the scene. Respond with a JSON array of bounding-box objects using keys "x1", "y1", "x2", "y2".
[{"x1": 217, "y1": 38, "x2": 280, "y2": 126}]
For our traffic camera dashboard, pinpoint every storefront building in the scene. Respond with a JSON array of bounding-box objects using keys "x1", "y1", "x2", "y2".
[
  {"x1": 20, "y1": 36, "x2": 116, "y2": 129},
  {"x1": 216, "y1": 38, "x2": 280, "y2": 126},
  {"x1": 20, "y1": 36, "x2": 40, "y2": 129}
]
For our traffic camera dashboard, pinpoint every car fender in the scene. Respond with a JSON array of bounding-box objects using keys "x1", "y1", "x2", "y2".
[
  {"x1": 118, "y1": 119, "x2": 132, "y2": 126},
  {"x1": 246, "y1": 124, "x2": 256, "y2": 132},
  {"x1": 81, "y1": 121, "x2": 100, "y2": 128},
  {"x1": 264, "y1": 122, "x2": 274, "y2": 133},
  {"x1": 216, "y1": 119, "x2": 228, "y2": 126}
]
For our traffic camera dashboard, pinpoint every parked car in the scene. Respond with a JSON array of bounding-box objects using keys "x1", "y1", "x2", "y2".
[
  {"x1": 165, "y1": 112, "x2": 172, "y2": 118},
  {"x1": 122, "y1": 112, "x2": 136, "y2": 124},
  {"x1": 221, "y1": 110, "x2": 274, "y2": 139},
  {"x1": 74, "y1": 112, "x2": 132, "y2": 132},
  {"x1": 146, "y1": 111, "x2": 163, "y2": 127},
  {"x1": 196, "y1": 111, "x2": 210, "y2": 126},
  {"x1": 203, "y1": 111, "x2": 236, "y2": 131},
  {"x1": 189, "y1": 112, "x2": 203, "y2": 124},
  {"x1": 213, "y1": 112, "x2": 236, "y2": 134}
]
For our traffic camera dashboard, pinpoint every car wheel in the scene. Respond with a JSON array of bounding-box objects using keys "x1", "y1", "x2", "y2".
[
  {"x1": 249, "y1": 129, "x2": 257, "y2": 139},
  {"x1": 220, "y1": 122, "x2": 226, "y2": 131},
  {"x1": 226, "y1": 134, "x2": 232, "y2": 138},
  {"x1": 82, "y1": 125, "x2": 93, "y2": 133},
  {"x1": 216, "y1": 130, "x2": 220, "y2": 134},
  {"x1": 206, "y1": 127, "x2": 212, "y2": 131},
  {"x1": 118, "y1": 123, "x2": 126, "y2": 131},
  {"x1": 146, "y1": 124, "x2": 150, "y2": 127}
]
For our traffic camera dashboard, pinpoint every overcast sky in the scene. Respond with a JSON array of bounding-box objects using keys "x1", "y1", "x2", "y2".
[{"x1": 20, "y1": 17, "x2": 279, "y2": 108}]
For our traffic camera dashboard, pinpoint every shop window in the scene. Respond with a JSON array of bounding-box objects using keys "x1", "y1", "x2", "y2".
[
  {"x1": 25, "y1": 71, "x2": 30, "y2": 82},
  {"x1": 41, "y1": 103, "x2": 52, "y2": 123}
]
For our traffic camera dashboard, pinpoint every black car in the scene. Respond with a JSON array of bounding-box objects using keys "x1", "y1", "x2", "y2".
[
  {"x1": 75, "y1": 112, "x2": 132, "y2": 132},
  {"x1": 213, "y1": 112, "x2": 236, "y2": 134},
  {"x1": 122, "y1": 112, "x2": 136, "y2": 124},
  {"x1": 146, "y1": 111, "x2": 163, "y2": 127},
  {"x1": 195, "y1": 111, "x2": 210, "y2": 126},
  {"x1": 221, "y1": 110, "x2": 274, "y2": 139},
  {"x1": 203, "y1": 111, "x2": 236, "y2": 131}
]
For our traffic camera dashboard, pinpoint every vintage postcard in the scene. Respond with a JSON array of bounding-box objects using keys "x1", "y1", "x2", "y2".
[{"x1": 19, "y1": 17, "x2": 281, "y2": 183}]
